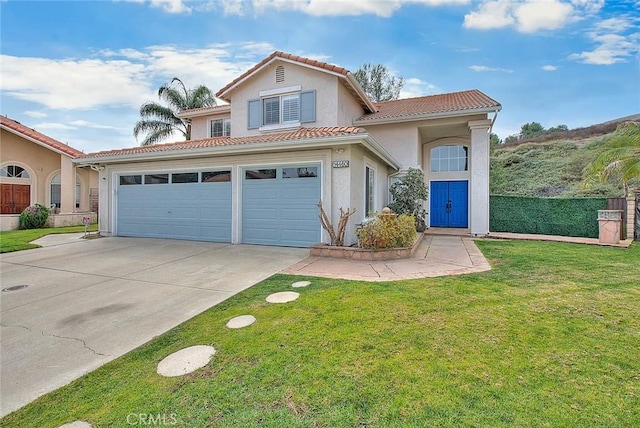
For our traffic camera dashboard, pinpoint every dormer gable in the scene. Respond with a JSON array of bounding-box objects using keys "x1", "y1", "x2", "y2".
[{"x1": 216, "y1": 51, "x2": 376, "y2": 114}]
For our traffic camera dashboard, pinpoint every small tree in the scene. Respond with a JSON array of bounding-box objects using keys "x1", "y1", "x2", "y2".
[
  {"x1": 388, "y1": 168, "x2": 428, "y2": 231},
  {"x1": 353, "y1": 63, "x2": 404, "y2": 102}
]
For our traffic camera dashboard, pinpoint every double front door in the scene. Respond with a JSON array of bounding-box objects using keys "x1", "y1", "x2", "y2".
[{"x1": 430, "y1": 181, "x2": 468, "y2": 228}]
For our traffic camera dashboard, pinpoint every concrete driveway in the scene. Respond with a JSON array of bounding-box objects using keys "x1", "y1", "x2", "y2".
[{"x1": 0, "y1": 235, "x2": 307, "y2": 416}]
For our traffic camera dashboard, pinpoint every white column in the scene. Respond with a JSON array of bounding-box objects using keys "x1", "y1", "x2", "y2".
[
  {"x1": 468, "y1": 119, "x2": 492, "y2": 236},
  {"x1": 60, "y1": 155, "x2": 76, "y2": 213}
]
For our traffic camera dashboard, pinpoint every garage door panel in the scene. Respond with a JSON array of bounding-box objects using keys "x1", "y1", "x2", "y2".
[
  {"x1": 242, "y1": 165, "x2": 320, "y2": 247},
  {"x1": 117, "y1": 176, "x2": 231, "y2": 242}
]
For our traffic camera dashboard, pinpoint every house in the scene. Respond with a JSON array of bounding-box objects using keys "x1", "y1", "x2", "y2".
[
  {"x1": 75, "y1": 51, "x2": 501, "y2": 247},
  {"x1": 0, "y1": 116, "x2": 98, "y2": 231}
]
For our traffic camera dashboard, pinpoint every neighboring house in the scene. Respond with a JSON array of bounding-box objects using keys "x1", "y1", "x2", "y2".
[
  {"x1": 0, "y1": 116, "x2": 98, "y2": 231},
  {"x1": 76, "y1": 51, "x2": 501, "y2": 247}
]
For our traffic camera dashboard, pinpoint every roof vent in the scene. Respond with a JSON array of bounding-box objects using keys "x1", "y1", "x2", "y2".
[{"x1": 276, "y1": 65, "x2": 284, "y2": 83}]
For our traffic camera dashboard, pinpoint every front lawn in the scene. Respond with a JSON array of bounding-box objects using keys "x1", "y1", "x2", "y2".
[
  {"x1": 2, "y1": 240, "x2": 638, "y2": 427},
  {"x1": 0, "y1": 225, "x2": 98, "y2": 253}
]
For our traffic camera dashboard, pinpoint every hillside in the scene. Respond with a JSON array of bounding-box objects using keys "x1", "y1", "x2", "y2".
[{"x1": 490, "y1": 115, "x2": 640, "y2": 198}]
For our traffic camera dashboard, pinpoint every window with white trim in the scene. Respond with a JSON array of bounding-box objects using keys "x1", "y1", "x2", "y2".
[
  {"x1": 248, "y1": 90, "x2": 316, "y2": 130},
  {"x1": 210, "y1": 118, "x2": 231, "y2": 137},
  {"x1": 0, "y1": 165, "x2": 30, "y2": 178},
  {"x1": 365, "y1": 166, "x2": 375, "y2": 215}
]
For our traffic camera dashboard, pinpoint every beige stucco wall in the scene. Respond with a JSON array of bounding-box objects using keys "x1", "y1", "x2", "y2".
[
  {"x1": 0, "y1": 128, "x2": 98, "y2": 217},
  {"x1": 227, "y1": 59, "x2": 344, "y2": 137},
  {"x1": 337, "y1": 82, "x2": 366, "y2": 126},
  {"x1": 190, "y1": 113, "x2": 231, "y2": 140}
]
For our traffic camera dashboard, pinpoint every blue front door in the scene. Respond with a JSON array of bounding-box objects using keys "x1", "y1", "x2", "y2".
[{"x1": 430, "y1": 181, "x2": 468, "y2": 228}]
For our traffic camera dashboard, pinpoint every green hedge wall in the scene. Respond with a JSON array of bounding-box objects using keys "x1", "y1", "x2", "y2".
[{"x1": 490, "y1": 195, "x2": 608, "y2": 238}]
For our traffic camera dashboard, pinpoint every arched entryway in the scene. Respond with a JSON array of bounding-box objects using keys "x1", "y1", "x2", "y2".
[{"x1": 0, "y1": 164, "x2": 32, "y2": 214}]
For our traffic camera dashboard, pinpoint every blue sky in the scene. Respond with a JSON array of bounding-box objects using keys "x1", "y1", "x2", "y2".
[{"x1": 1, "y1": 0, "x2": 638, "y2": 153}]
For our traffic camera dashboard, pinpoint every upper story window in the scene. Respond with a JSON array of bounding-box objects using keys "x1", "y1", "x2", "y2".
[
  {"x1": 263, "y1": 94, "x2": 300, "y2": 126},
  {"x1": 430, "y1": 145, "x2": 468, "y2": 172},
  {"x1": 248, "y1": 88, "x2": 316, "y2": 130},
  {"x1": 210, "y1": 118, "x2": 231, "y2": 137},
  {"x1": 0, "y1": 165, "x2": 29, "y2": 178}
]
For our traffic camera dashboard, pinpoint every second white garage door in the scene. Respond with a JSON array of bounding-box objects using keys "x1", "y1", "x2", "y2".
[{"x1": 242, "y1": 165, "x2": 321, "y2": 247}]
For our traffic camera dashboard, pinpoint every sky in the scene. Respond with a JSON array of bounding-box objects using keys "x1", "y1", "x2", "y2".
[{"x1": 1, "y1": 0, "x2": 639, "y2": 154}]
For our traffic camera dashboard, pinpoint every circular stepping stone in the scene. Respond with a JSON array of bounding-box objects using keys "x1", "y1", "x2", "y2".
[
  {"x1": 266, "y1": 291, "x2": 299, "y2": 303},
  {"x1": 59, "y1": 422, "x2": 92, "y2": 428},
  {"x1": 226, "y1": 315, "x2": 256, "y2": 329},
  {"x1": 291, "y1": 281, "x2": 311, "y2": 288},
  {"x1": 157, "y1": 345, "x2": 216, "y2": 377}
]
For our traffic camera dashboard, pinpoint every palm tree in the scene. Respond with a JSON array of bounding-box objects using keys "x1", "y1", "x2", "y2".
[
  {"x1": 584, "y1": 121, "x2": 640, "y2": 196},
  {"x1": 134, "y1": 77, "x2": 217, "y2": 146}
]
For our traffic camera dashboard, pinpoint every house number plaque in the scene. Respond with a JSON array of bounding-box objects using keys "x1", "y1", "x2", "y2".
[{"x1": 332, "y1": 160, "x2": 349, "y2": 168}]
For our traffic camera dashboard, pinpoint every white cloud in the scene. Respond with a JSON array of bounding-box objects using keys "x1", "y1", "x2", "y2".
[
  {"x1": 0, "y1": 55, "x2": 151, "y2": 109},
  {"x1": 469, "y1": 65, "x2": 514, "y2": 73},
  {"x1": 0, "y1": 42, "x2": 277, "y2": 111},
  {"x1": 33, "y1": 122, "x2": 77, "y2": 131},
  {"x1": 24, "y1": 110, "x2": 48, "y2": 118},
  {"x1": 399, "y1": 77, "x2": 439, "y2": 98},
  {"x1": 69, "y1": 120, "x2": 120, "y2": 130},
  {"x1": 463, "y1": 0, "x2": 600, "y2": 33},
  {"x1": 569, "y1": 15, "x2": 640, "y2": 65},
  {"x1": 541, "y1": 65, "x2": 558, "y2": 71},
  {"x1": 243, "y1": 0, "x2": 469, "y2": 17}
]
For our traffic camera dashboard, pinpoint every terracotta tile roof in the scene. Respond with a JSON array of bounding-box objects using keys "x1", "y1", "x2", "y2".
[
  {"x1": 79, "y1": 127, "x2": 366, "y2": 159},
  {"x1": 355, "y1": 89, "x2": 501, "y2": 123},
  {"x1": 178, "y1": 105, "x2": 231, "y2": 117},
  {"x1": 0, "y1": 115, "x2": 84, "y2": 157},
  {"x1": 216, "y1": 51, "x2": 349, "y2": 100}
]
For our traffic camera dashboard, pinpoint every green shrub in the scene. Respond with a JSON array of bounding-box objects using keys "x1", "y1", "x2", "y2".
[
  {"x1": 388, "y1": 168, "x2": 428, "y2": 231},
  {"x1": 490, "y1": 195, "x2": 607, "y2": 238},
  {"x1": 356, "y1": 214, "x2": 417, "y2": 249},
  {"x1": 19, "y1": 204, "x2": 50, "y2": 229}
]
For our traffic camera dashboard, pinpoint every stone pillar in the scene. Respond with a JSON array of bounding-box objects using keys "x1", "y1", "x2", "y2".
[
  {"x1": 59, "y1": 155, "x2": 76, "y2": 213},
  {"x1": 468, "y1": 119, "x2": 492, "y2": 236}
]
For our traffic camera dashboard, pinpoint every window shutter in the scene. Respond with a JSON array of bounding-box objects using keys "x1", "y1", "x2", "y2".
[
  {"x1": 247, "y1": 98, "x2": 261, "y2": 129},
  {"x1": 300, "y1": 90, "x2": 316, "y2": 123}
]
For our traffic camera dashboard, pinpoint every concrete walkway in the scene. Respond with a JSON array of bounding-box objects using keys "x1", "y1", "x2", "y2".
[
  {"x1": 0, "y1": 236, "x2": 307, "y2": 417},
  {"x1": 281, "y1": 235, "x2": 491, "y2": 281}
]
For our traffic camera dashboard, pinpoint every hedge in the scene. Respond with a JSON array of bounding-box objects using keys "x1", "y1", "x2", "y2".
[{"x1": 490, "y1": 195, "x2": 608, "y2": 238}]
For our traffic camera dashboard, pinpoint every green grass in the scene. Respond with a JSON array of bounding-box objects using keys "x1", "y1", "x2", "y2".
[
  {"x1": 0, "y1": 224, "x2": 98, "y2": 253},
  {"x1": 2, "y1": 240, "x2": 639, "y2": 427}
]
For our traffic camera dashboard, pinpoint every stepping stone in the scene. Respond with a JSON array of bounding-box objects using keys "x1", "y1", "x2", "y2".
[
  {"x1": 291, "y1": 281, "x2": 311, "y2": 288},
  {"x1": 157, "y1": 345, "x2": 216, "y2": 377},
  {"x1": 266, "y1": 291, "x2": 299, "y2": 303},
  {"x1": 226, "y1": 315, "x2": 256, "y2": 329},
  {"x1": 58, "y1": 422, "x2": 92, "y2": 428}
]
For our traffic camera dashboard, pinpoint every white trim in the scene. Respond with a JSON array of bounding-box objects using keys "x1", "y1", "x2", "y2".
[
  {"x1": 354, "y1": 106, "x2": 501, "y2": 126},
  {"x1": 258, "y1": 122, "x2": 301, "y2": 133},
  {"x1": 364, "y1": 157, "x2": 377, "y2": 216},
  {"x1": 76, "y1": 133, "x2": 401, "y2": 170},
  {"x1": 259, "y1": 85, "x2": 301, "y2": 97}
]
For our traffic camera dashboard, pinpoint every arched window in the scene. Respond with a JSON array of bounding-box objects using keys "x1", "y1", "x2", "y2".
[
  {"x1": 50, "y1": 173, "x2": 81, "y2": 209},
  {"x1": 430, "y1": 145, "x2": 468, "y2": 172},
  {"x1": 0, "y1": 165, "x2": 30, "y2": 178}
]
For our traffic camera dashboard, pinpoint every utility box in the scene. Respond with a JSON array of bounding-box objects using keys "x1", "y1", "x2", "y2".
[{"x1": 598, "y1": 210, "x2": 622, "y2": 244}]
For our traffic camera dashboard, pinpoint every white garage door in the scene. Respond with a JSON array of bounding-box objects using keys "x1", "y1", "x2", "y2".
[
  {"x1": 242, "y1": 164, "x2": 321, "y2": 247},
  {"x1": 117, "y1": 170, "x2": 231, "y2": 242}
]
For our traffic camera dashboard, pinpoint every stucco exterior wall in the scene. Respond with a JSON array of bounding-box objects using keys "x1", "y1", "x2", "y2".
[
  {"x1": 190, "y1": 113, "x2": 231, "y2": 140},
  {"x1": 1, "y1": 129, "x2": 98, "y2": 217},
  {"x1": 228, "y1": 60, "x2": 342, "y2": 137},
  {"x1": 337, "y1": 83, "x2": 365, "y2": 127},
  {"x1": 364, "y1": 122, "x2": 421, "y2": 169}
]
